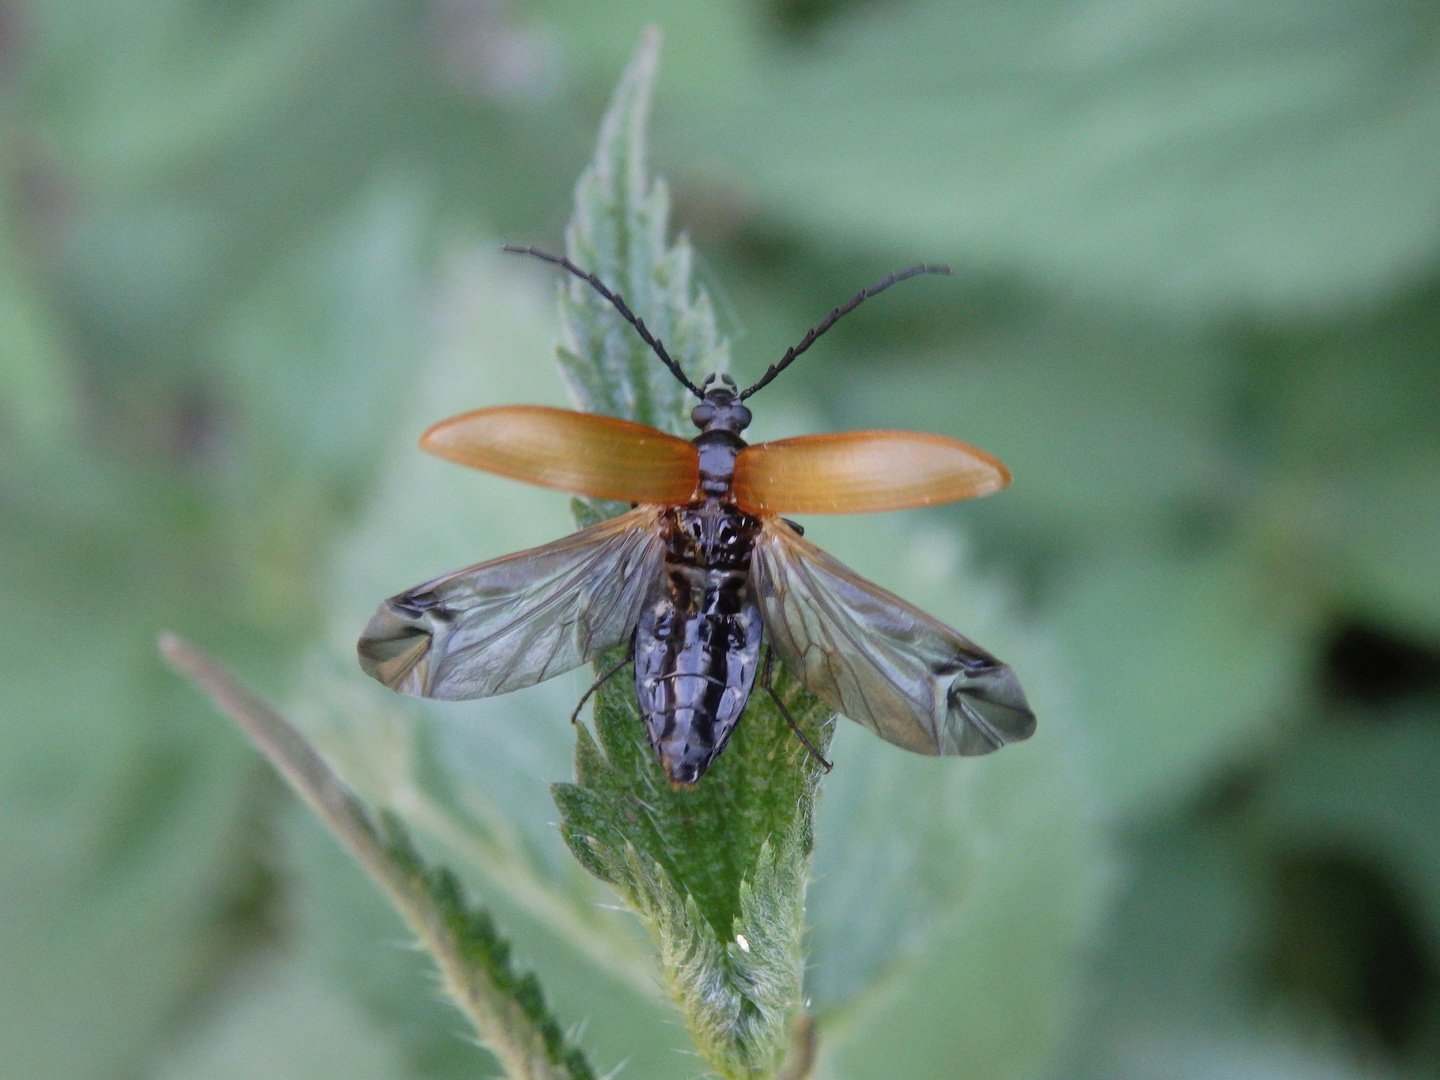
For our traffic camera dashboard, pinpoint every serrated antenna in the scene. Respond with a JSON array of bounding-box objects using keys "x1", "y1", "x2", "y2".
[
  {"x1": 502, "y1": 245, "x2": 704, "y2": 400},
  {"x1": 738, "y1": 264, "x2": 952, "y2": 400}
]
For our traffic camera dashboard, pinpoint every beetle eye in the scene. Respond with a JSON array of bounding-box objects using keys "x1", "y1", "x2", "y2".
[{"x1": 691, "y1": 402, "x2": 715, "y2": 427}]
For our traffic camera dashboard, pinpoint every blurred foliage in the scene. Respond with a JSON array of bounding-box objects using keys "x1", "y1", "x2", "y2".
[{"x1": 0, "y1": 2, "x2": 1437, "y2": 1080}]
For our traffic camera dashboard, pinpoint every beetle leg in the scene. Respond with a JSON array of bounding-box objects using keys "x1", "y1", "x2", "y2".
[
  {"x1": 569, "y1": 654, "x2": 632, "y2": 726},
  {"x1": 762, "y1": 647, "x2": 832, "y2": 772}
]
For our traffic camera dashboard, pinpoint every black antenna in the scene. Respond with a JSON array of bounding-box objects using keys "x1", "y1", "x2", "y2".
[
  {"x1": 502, "y1": 245, "x2": 704, "y2": 399},
  {"x1": 738, "y1": 264, "x2": 952, "y2": 400}
]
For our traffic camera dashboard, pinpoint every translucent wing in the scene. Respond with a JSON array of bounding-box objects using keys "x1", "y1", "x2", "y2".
[
  {"x1": 733, "y1": 430, "x2": 1008, "y2": 516},
  {"x1": 358, "y1": 506, "x2": 666, "y2": 700},
  {"x1": 422, "y1": 405, "x2": 698, "y2": 504},
  {"x1": 750, "y1": 517, "x2": 1035, "y2": 755}
]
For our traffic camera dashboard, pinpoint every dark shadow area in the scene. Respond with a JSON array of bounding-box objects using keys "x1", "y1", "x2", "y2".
[
  {"x1": 1263, "y1": 850, "x2": 1438, "y2": 1052},
  {"x1": 1320, "y1": 620, "x2": 1440, "y2": 709}
]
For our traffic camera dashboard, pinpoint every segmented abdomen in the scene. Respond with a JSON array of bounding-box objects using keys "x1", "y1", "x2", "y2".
[{"x1": 634, "y1": 563, "x2": 761, "y2": 785}]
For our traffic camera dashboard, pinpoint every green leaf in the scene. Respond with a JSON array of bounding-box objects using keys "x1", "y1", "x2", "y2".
[
  {"x1": 1059, "y1": 818, "x2": 1298, "y2": 1080},
  {"x1": 1049, "y1": 539, "x2": 1310, "y2": 814},
  {"x1": 553, "y1": 651, "x2": 833, "y2": 1079},
  {"x1": 827, "y1": 304, "x2": 1235, "y2": 538},
  {"x1": 532, "y1": 0, "x2": 761, "y2": 106},
  {"x1": 545, "y1": 31, "x2": 835, "y2": 1079},
  {"x1": 682, "y1": 0, "x2": 1440, "y2": 315},
  {"x1": 1237, "y1": 289, "x2": 1440, "y2": 634},
  {"x1": 1257, "y1": 717, "x2": 1440, "y2": 957},
  {"x1": 1327, "y1": 455, "x2": 1440, "y2": 636},
  {"x1": 161, "y1": 636, "x2": 595, "y2": 1080}
]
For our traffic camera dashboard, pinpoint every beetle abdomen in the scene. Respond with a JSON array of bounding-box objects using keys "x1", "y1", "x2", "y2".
[
  {"x1": 634, "y1": 504, "x2": 763, "y2": 785},
  {"x1": 635, "y1": 563, "x2": 761, "y2": 785}
]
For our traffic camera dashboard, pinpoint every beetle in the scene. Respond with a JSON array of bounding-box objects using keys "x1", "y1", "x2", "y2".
[{"x1": 358, "y1": 246, "x2": 1035, "y2": 785}]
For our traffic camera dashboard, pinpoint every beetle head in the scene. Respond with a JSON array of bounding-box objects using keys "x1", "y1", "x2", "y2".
[{"x1": 691, "y1": 374, "x2": 752, "y2": 435}]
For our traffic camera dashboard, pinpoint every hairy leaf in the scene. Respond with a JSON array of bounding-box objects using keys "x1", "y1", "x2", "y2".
[
  {"x1": 546, "y1": 30, "x2": 834, "y2": 1080},
  {"x1": 161, "y1": 636, "x2": 594, "y2": 1080}
]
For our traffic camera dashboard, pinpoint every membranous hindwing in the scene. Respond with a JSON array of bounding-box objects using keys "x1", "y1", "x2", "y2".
[
  {"x1": 751, "y1": 517, "x2": 1035, "y2": 756},
  {"x1": 358, "y1": 506, "x2": 667, "y2": 699},
  {"x1": 633, "y1": 503, "x2": 764, "y2": 784}
]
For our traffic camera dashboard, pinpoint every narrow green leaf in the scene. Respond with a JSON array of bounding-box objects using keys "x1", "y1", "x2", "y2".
[{"x1": 160, "y1": 635, "x2": 594, "y2": 1080}]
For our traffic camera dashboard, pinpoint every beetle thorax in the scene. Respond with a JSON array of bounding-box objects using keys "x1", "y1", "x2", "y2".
[
  {"x1": 666, "y1": 501, "x2": 758, "y2": 570},
  {"x1": 691, "y1": 382, "x2": 751, "y2": 498}
]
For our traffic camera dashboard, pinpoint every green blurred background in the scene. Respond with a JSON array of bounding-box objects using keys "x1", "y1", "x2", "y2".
[{"x1": 3, "y1": 2, "x2": 1439, "y2": 1079}]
